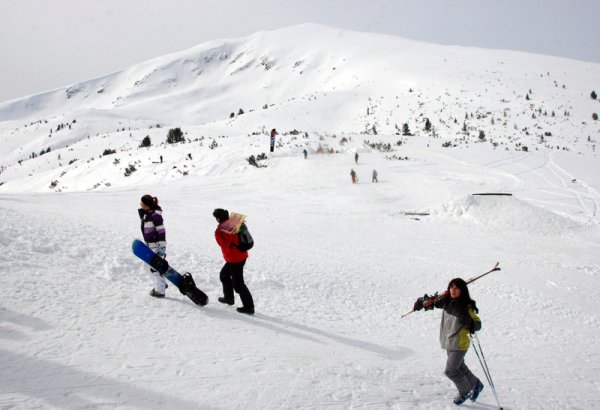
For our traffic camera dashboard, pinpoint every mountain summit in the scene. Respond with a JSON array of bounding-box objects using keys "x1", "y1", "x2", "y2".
[{"x1": 0, "y1": 24, "x2": 598, "y2": 192}]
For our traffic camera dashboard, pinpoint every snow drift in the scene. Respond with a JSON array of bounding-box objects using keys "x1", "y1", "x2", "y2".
[{"x1": 437, "y1": 194, "x2": 586, "y2": 235}]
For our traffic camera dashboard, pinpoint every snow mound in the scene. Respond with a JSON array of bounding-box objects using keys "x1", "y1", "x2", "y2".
[{"x1": 436, "y1": 195, "x2": 584, "y2": 235}]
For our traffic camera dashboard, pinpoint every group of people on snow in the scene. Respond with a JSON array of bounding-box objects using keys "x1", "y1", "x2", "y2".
[
  {"x1": 350, "y1": 168, "x2": 378, "y2": 184},
  {"x1": 138, "y1": 195, "x2": 255, "y2": 315},
  {"x1": 136, "y1": 173, "x2": 488, "y2": 405}
]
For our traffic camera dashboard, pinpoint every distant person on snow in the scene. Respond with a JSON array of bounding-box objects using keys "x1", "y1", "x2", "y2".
[
  {"x1": 303, "y1": 149, "x2": 308, "y2": 159},
  {"x1": 270, "y1": 128, "x2": 278, "y2": 153},
  {"x1": 354, "y1": 152, "x2": 359, "y2": 164},
  {"x1": 413, "y1": 278, "x2": 484, "y2": 405},
  {"x1": 350, "y1": 169, "x2": 357, "y2": 184},
  {"x1": 138, "y1": 195, "x2": 167, "y2": 298},
  {"x1": 372, "y1": 169, "x2": 378, "y2": 183},
  {"x1": 213, "y1": 208, "x2": 255, "y2": 315}
]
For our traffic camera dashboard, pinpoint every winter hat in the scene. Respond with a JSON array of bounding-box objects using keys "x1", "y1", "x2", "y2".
[
  {"x1": 141, "y1": 195, "x2": 156, "y2": 208},
  {"x1": 213, "y1": 208, "x2": 229, "y2": 223}
]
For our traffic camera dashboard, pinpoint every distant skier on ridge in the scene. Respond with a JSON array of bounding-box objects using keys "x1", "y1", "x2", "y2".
[{"x1": 270, "y1": 128, "x2": 277, "y2": 153}]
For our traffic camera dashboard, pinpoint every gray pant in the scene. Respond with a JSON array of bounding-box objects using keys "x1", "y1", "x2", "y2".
[{"x1": 445, "y1": 350, "x2": 479, "y2": 395}]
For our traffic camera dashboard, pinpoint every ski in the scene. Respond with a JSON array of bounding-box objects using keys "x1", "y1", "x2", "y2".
[
  {"x1": 219, "y1": 212, "x2": 246, "y2": 234},
  {"x1": 401, "y1": 262, "x2": 500, "y2": 318}
]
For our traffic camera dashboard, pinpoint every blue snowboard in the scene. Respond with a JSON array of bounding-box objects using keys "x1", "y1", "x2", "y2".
[{"x1": 132, "y1": 239, "x2": 208, "y2": 306}]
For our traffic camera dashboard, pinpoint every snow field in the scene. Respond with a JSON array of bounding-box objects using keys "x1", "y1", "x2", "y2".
[
  {"x1": 2, "y1": 135, "x2": 600, "y2": 408},
  {"x1": 1, "y1": 23, "x2": 599, "y2": 410}
]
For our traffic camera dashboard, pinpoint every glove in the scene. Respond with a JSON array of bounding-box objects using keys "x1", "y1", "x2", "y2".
[
  {"x1": 157, "y1": 247, "x2": 166, "y2": 257},
  {"x1": 468, "y1": 318, "x2": 479, "y2": 334},
  {"x1": 414, "y1": 293, "x2": 437, "y2": 311},
  {"x1": 413, "y1": 294, "x2": 430, "y2": 311},
  {"x1": 423, "y1": 292, "x2": 438, "y2": 311}
]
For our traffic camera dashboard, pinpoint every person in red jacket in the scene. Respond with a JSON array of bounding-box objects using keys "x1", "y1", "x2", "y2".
[{"x1": 213, "y1": 208, "x2": 255, "y2": 315}]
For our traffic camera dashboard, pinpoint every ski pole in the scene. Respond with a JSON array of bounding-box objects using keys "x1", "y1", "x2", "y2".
[
  {"x1": 401, "y1": 262, "x2": 500, "y2": 318},
  {"x1": 470, "y1": 333, "x2": 503, "y2": 410}
]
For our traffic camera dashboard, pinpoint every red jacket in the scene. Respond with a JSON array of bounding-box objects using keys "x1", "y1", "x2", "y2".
[{"x1": 215, "y1": 225, "x2": 248, "y2": 263}]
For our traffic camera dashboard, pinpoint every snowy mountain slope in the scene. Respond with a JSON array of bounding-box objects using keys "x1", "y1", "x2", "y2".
[
  {"x1": 1, "y1": 24, "x2": 599, "y2": 194},
  {"x1": 1, "y1": 24, "x2": 600, "y2": 409}
]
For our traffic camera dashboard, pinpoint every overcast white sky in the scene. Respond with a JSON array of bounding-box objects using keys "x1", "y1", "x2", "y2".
[{"x1": 1, "y1": 0, "x2": 598, "y2": 102}]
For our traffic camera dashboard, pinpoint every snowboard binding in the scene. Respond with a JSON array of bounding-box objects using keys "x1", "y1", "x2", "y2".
[
  {"x1": 150, "y1": 254, "x2": 169, "y2": 275},
  {"x1": 180, "y1": 272, "x2": 208, "y2": 306}
]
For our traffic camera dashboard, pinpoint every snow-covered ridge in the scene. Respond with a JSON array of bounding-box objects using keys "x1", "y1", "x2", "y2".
[
  {"x1": 1, "y1": 23, "x2": 598, "y2": 127},
  {"x1": 0, "y1": 23, "x2": 599, "y2": 195}
]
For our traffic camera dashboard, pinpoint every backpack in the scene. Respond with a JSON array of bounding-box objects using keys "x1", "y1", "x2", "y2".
[{"x1": 236, "y1": 222, "x2": 254, "y2": 252}]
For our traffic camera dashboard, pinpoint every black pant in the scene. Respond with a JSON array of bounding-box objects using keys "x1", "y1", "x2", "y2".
[{"x1": 220, "y1": 260, "x2": 254, "y2": 309}]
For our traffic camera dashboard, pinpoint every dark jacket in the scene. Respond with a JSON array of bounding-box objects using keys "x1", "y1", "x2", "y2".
[
  {"x1": 138, "y1": 206, "x2": 166, "y2": 247},
  {"x1": 434, "y1": 295, "x2": 481, "y2": 350}
]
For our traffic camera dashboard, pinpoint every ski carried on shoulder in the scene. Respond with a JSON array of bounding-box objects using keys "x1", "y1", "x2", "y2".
[
  {"x1": 401, "y1": 262, "x2": 500, "y2": 318},
  {"x1": 219, "y1": 212, "x2": 246, "y2": 234},
  {"x1": 132, "y1": 239, "x2": 208, "y2": 306}
]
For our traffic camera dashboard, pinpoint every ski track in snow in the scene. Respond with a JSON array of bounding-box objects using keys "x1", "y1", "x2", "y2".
[{"x1": 476, "y1": 150, "x2": 600, "y2": 224}]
